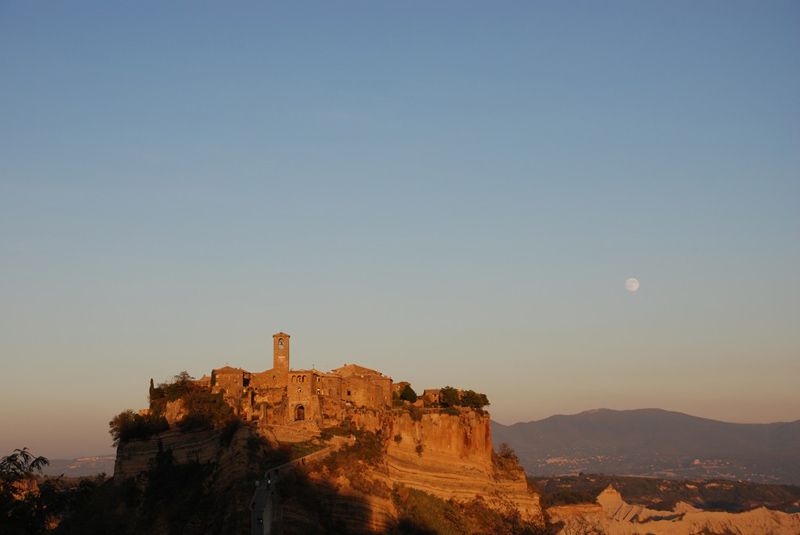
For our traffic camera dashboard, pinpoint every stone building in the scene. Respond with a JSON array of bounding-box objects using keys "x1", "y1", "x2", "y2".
[{"x1": 208, "y1": 332, "x2": 394, "y2": 431}]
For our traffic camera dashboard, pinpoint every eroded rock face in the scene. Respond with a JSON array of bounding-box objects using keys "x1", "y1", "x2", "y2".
[
  {"x1": 114, "y1": 428, "x2": 225, "y2": 480},
  {"x1": 547, "y1": 485, "x2": 800, "y2": 535},
  {"x1": 113, "y1": 407, "x2": 546, "y2": 531},
  {"x1": 385, "y1": 409, "x2": 543, "y2": 524},
  {"x1": 164, "y1": 399, "x2": 186, "y2": 426}
]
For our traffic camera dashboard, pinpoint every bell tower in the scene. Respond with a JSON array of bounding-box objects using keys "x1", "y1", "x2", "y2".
[{"x1": 273, "y1": 332, "x2": 290, "y2": 373}]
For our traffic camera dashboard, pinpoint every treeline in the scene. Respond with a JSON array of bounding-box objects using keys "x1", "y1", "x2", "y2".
[
  {"x1": 438, "y1": 386, "x2": 490, "y2": 410},
  {"x1": 393, "y1": 384, "x2": 490, "y2": 412}
]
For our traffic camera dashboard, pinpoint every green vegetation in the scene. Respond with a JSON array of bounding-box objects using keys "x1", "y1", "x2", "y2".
[
  {"x1": 0, "y1": 448, "x2": 52, "y2": 534},
  {"x1": 0, "y1": 449, "x2": 119, "y2": 535},
  {"x1": 108, "y1": 410, "x2": 169, "y2": 446},
  {"x1": 112, "y1": 371, "x2": 237, "y2": 446},
  {"x1": 320, "y1": 418, "x2": 355, "y2": 440},
  {"x1": 493, "y1": 442, "x2": 523, "y2": 476},
  {"x1": 439, "y1": 386, "x2": 460, "y2": 407},
  {"x1": 393, "y1": 486, "x2": 467, "y2": 535},
  {"x1": 407, "y1": 404, "x2": 423, "y2": 421},
  {"x1": 148, "y1": 371, "x2": 200, "y2": 415},
  {"x1": 1, "y1": 448, "x2": 49, "y2": 481},
  {"x1": 322, "y1": 429, "x2": 385, "y2": 471},
  {"x1": 460, "y1": 390, "x2": 490, "y2": 410},
  {"x1": 312, "y1": 429, "x2": 393, "y2": 515},
  {"x1": 438, "y1": 386, "x2": 490, "y2": 412},
  {"x1": 399, "y1": 384, "x2": 418, "y2": 403},
  {"x1": 177, "y1": 389, "x2": 235, "y2": 432},
  {"x1": 392, "y1": 486, "x2": 546, "y2": 534},
  {"x1": 532, "y1": 474, "x2": 800, "y2": 513}
]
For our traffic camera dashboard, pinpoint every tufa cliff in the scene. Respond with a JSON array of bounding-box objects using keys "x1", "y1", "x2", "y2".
[{"x1": 108, "y1": 331, "x2": 544, "y2": 533}]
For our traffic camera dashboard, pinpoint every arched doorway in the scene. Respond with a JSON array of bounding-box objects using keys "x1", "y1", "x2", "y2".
[{"x1": 295, "y1": 404, "x2": 305, "y2": 421}]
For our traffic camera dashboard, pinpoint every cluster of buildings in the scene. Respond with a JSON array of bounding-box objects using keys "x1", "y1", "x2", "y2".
[{"x1": 195, "y1": 332, "x2": 404, "y2": 430}]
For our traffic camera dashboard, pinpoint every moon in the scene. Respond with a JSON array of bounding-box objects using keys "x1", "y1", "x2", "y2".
[{"x1": 625, "y1": 277, "x2": 640, "y2": 292}]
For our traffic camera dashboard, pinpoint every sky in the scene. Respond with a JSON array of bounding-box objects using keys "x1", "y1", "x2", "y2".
[{"x1": 1, "y1": 1, "x2": 798, "y2": 458}]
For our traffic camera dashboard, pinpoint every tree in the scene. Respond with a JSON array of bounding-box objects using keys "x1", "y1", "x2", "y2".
[
  {"x1": 0, "y1": 448, "x2": 51, "y2": 535},
  {"x1": 173, "y1": 370, "x2": 194, "y2": 384},
  {"x1": 460, "y1": 390, "x2": 489, "y2": 410},
  {"x1": 109, "y1": 410, "x2": 169, "y2": 446},
  {"x1": 497, "y1": 443, "x2": 518, "y2": 463},
  {"x1": 0, "y1": 448, "x2": 49, "y2": 482},
  {"x1": 439, "y1": 386, "x2": 460, "y2": 407},
  {"x1": 399, "y1": 384, "x2": 418, "y2": 403}
]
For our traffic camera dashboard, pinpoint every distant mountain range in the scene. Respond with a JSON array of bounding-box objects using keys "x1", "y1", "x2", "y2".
[
  {"x1": 491, "y1": 408, "x2": 800, "y2": 485},
  {"x1": 41, "y1": 455, "x2": 116, "y2": 478}
]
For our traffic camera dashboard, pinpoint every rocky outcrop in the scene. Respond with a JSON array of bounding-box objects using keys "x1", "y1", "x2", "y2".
[
  {"x1": 385, "y1": 409, "x2": 543, "y2": 524},
  {"x1": 547, "y1": 485, "x2": 800, "y2": 535},
  {"x1": 163, "y1": 399, "x2": 187, "y2": 426},
  {"x1": 114, "y1": 427, "x2": 230, "y2": 480},
  {"x1": 113, "y1": 404, "x2": 545, "y2": 530}
]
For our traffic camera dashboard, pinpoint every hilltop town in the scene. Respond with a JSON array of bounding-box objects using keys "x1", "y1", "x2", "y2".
[
  {"x1": 142, "y1": 331, "x2": 486, "y2": 445},
  {"x1": 102, "y1": 330, "x2": 538, "y2": 533},
  {"x1": 200, "y1": 332, "x2": 434, "y2": 435}
]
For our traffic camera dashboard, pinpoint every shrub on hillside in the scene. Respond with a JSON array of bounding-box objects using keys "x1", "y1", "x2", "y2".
[
  {"x1": 179, "y1": 390, "x2": 233, "y2": 431},
  {"x1": 322, "y1": 430, "x2": 385, "y2": 472},
  {"x1": 438, "y1": 386, "x2": 490, "y2": 412},
  {"x1": 109, "y1": 410, "x2": 169, "y2": 446},
  {"x1": 493, "y1": 442, "x2": 522, "y2": 475},
  {"x1": 439, "y1": 386, "x2": 460, "y2": 407},
  {"x1": 149, "y1": 371, "x2": 202, "y2": 417},
  {"x1": 461, "y1": 390, "x2": 490, "y2": 410},
  {"x1": 407, "y1": 404, "x2": 423, "y2": 421},
  {"x1": 399, "y1": 384, "x2": 418, "y2": 403},
  {"x1": 393, "y1": 486, "x2": 547, "y2": 534}
]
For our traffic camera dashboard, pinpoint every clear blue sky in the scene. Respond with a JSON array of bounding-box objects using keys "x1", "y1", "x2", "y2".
[{"x1": 1, "y1": 1, "x2": 798, "y2": 458}]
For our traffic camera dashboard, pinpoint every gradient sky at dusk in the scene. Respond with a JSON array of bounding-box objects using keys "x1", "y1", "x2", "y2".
[{"x1": 1, "y1": 1, "x2": 798, "y2": 458}]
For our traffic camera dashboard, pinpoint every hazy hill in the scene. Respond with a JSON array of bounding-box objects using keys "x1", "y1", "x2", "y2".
[
  {"x1": 41, "y1": 455, "x2": 116, "y2": 477},
  {"x1": 492, "y1": 408, "x2": 800, "y2": 484}
]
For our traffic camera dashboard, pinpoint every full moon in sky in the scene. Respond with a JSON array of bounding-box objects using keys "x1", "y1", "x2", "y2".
[{"x1": 625, "y1": 277, "x2": 640, "y2": 292}]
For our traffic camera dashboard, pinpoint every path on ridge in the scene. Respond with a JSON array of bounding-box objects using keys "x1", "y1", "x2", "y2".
[{"x1": 250, "y1": 445, "x2": 335, "y2": 535}]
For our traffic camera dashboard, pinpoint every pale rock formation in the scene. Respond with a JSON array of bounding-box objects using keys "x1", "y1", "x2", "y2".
[{"x1": 547, "y1": 485, "x2": 800, "y2": 535}]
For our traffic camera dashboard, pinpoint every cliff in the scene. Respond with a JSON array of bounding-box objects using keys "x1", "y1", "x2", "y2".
[
  {"x1": 385, "y1": 409, "x2": 543, "y2": 523},
  {"x1": 114, "y1": 427, "x2": 221, "y2": 480}
]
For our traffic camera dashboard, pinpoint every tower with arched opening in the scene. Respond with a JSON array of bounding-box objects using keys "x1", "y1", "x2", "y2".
[{"x1": 273, "y1": 332, "x2": 290, "y2": 374}]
